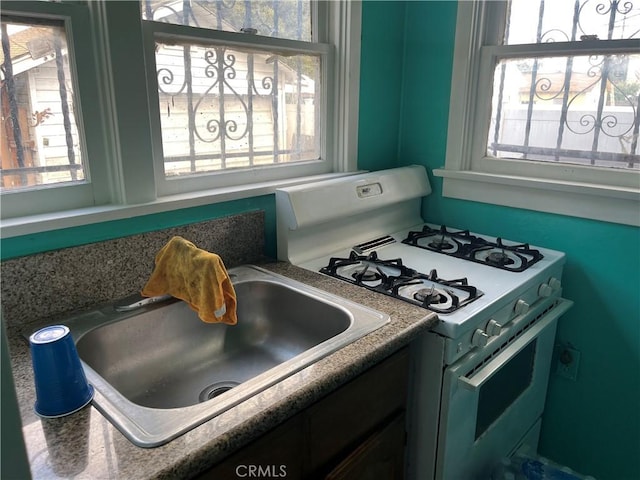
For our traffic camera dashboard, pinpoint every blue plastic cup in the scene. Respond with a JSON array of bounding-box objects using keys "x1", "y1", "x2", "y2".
[{"x1": 29, "y1": 325, "x2": 94, "y2": 418}]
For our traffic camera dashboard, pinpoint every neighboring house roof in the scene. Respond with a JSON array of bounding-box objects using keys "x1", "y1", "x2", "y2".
[
  {"x1": 518, "y1": 71, "x2": 601, "y2": 94},
  {"x1": 517, "y1": 67, "x2": 640, "y2": 103}
]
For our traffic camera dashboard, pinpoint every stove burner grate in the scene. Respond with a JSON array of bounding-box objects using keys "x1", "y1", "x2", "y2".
[
  {"x1": 320, "y1": 251, "x2": 410, "y2": 290},
  {"x1": 402, "y1": 225, "x2": 543, "y2": 272},
  {"x1": 391, "y1": 269, "x2": 480, "y2": 313},
  {"x1": 320, "y1": 252, "x2": 483, "y2": 314}
]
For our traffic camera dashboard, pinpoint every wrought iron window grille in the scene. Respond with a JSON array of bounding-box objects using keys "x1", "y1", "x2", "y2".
[{"x1": 489, "y1": 0, "x2": 639, "y2": 170}]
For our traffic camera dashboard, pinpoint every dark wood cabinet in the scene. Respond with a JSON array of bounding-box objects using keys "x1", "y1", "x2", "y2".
[
  {"x1": 325, "y1": 413, "x2": 406, "y2": 480},
  {"x1": 196, "y1": 348, "x2": 409, "y2": 480}
]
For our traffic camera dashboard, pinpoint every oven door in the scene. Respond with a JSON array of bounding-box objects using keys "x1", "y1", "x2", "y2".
[{"x1": 435, "y1": 298, "x2": 573, "y2": 480}]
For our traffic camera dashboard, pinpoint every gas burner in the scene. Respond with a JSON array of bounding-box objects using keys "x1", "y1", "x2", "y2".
[
  {"x1": 397, "y1": 282, "x2": 459, "y2": 313},
  {"x1": 414, "y1": 286, "x2": 445, "y2": 304},
  {"x1": 468, "y1": 237, "x2": 543, "y2": 272},
  {"x1": 428, "y1": 236, "x2": 456, "y2": 251},
  {"x1": 320, "y1": 254, "x2": 482, "y2": 314},
  {"x1": 402, "y1": 225, "x2": 543, "y2": 272},
  {"x1": 352, "y1": 266, "x2": 383, "y2": 283},
  {"x1": 486, "y1": 250, "x2": 514, "y2": 267}
]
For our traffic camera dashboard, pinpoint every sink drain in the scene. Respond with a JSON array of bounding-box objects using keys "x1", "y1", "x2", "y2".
[{"x1": 199, "y1": 381, "x2": 240, "y2": 402}]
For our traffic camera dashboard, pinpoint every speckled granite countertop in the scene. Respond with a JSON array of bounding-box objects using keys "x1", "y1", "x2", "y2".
[{"x1": 8, "y1": 262, "x2": 438, "y2": 480}]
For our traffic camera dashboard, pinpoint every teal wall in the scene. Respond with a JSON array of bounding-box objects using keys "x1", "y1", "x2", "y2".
[
  {"x1": 399, "y1": 2, "x2": 640, "y2": 479},
  {"x1": 1, "y1": 196, "x2": 277, "y2": 261},
  {"x1": 1, "y1": 3, "x2": 638, "y2": 479},
  {"x1": 357, "y1": 1, "x2": 406, "y2": 171}
]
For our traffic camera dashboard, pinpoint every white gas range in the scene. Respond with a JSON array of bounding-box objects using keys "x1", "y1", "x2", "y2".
[{"x1": 275, "y1": 165, "x2": 573, "y2": 479}]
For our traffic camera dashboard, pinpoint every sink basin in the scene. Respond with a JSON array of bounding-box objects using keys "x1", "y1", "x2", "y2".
[
  {"x1": 55, "y1": 265, "x2": 389, "y2": 447},
  {"x1": 78, "y1": 274, "x2": 353, "y2": 409}
]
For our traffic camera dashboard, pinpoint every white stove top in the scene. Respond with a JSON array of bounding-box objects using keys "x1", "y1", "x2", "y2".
[{"x1": 298, "y1": 224, "x2": 566, "y2": 340}]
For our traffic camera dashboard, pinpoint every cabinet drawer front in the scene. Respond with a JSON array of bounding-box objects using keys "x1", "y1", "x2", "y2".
[{"x1": 326, "y1": 413, "x2": 406, "y2": 480}]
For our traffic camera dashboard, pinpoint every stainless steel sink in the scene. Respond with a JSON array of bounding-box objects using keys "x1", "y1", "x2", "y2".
[{"x1": 56, "y1": 265, "x2": 389, "y2": 447}]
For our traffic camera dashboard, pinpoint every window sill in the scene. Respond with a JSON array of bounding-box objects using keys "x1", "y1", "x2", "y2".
[
  {"x1": 0, "y1": 172, "x2": 361, "y2": 239},
  {"x1": 433, "y1": 169, "x2": 640, "y2": 227}
]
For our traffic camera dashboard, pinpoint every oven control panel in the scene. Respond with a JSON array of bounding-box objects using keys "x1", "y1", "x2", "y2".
[
  {"x1": 472, "y1": 319, "x2": 504, "y2": 347},
  {"x1": 445, "y1": 275, "x2": 564, "y2": 363},
  {"x1": 514, "y1": 299, "x2": 530, "y2": 316},
  {"x1": 471, "y1": 329, "x2": 489, "y2": 348},
  {"x1": 485, "y1": 319, "x2": 503, "y2": 336},
  {"x1": 538, "y1": 277, "x2": 561, "y2": 297}
]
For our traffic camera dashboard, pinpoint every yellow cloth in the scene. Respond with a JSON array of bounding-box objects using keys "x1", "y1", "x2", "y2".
[{"x1": 141, "y1": 236, "x2": 237, "y2": 325}]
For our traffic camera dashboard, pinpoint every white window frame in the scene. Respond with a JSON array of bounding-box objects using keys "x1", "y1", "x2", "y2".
[
  {"x1": 0, "y1": 0, "x2": 361, "y2": 238},
  {"x1": 0, "y1": 1, "x2": 115, "y2": 219},
  {"x1": 434, "y1": 1, "x2": 640, "y2": 227},
  {"x1": 143, "y1": 20, "x2": 333, "y2": 197}
]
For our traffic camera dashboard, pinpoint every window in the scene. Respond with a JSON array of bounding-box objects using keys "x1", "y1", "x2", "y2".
[
  {"x1": 435, "y1": 0, "x2": 640, "y2": 226},
  {"x1": 1, "y1": 2, "x2": 112, "y2": 219},
  {"x1": 0, "y1": 0, "x2": 360, "y2": 233},
  {"x1": 0, "y1": 19, "x2": 84, "y2": 190},
  {"x1": 141, "y1": 1, "x2": 331, "y2": 195}
]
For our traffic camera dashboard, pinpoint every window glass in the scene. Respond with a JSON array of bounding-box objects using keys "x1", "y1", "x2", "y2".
[
  {"x1": 155, "y1": 40, "x2": 321, "y2": 177},
  {"x1": 0, "y1": 17, "x2": 86, "y2": 192},
  {"x1": 487, "y1": 0, "x2": 639, "y2": 170},
  {"x1": 488, "y1": 53, "x2": 640, "y2": 169},
  {"x1": 505, "y1": 0, "x2": 640, "y2": 45},
  {"x1": 141, "y1": 0, "x2": 311, "y2": 41}
]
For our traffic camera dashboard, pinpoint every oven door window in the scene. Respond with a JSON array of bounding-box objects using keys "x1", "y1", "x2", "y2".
[{"x1": 475, "y1": 339, "x2": 536, "y2": 439}]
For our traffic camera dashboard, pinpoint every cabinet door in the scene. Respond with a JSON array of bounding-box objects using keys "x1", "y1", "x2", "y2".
[
  {"x1": 198, "y1": 348, "x2": 410, "y2": 479},
  {"x1": 307, "y1": 348, "x2": 409, "y2": 472},
  {"x1": 194, "y1": 415, "x2": 304, "y2": 479},
  {"x1": 325, "y1": 412, "x2": 406, "y2": 480}
]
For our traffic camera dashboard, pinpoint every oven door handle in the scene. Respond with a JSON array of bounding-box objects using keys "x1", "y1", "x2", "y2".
[{"x1": 458, "y1": 299, "x2": 572, "y2": 391}]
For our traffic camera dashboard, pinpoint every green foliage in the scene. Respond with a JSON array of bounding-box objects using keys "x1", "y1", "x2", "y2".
[{"x1": 612, "y1": 80, "x2": 640, "y2": 106}]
